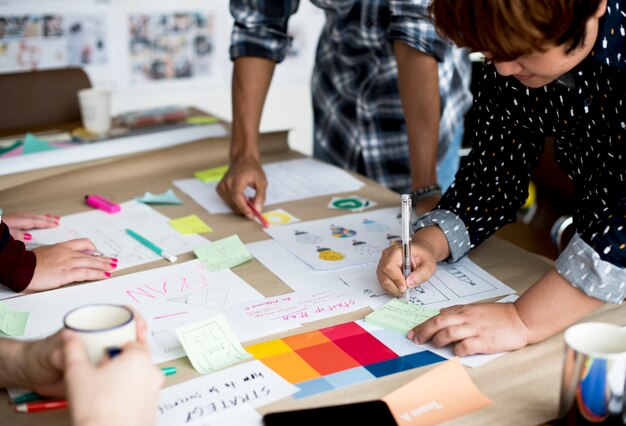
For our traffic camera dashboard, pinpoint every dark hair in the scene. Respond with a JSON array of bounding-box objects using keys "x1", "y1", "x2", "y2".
[{"x1": 428, "y1": 0, "x2": 603, "y2": 60}]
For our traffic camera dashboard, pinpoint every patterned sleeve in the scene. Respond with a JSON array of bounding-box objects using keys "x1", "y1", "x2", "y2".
[
  {"x1": 387, "y1": 0, "x2": 448, "y2": 61},
  {"x1": 434, "y1": 65, "x2": 546, "y2": 253},
  {"x1": 230, "y1": 0, "x2": 300, "y2": 63}
]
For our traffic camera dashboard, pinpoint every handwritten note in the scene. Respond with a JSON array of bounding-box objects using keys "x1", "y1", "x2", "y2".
[
  {"x1": 194, "y1": 165, "x2": 229, "y2": 182},
  {"x1": 136, "y1": 189, "x2": 182, "y2": 205},
  {"x1": 365, "y1": 299, "x2": 439, "y2": 335},
  {"x1": 176, "y1": 314, "x2": 251, "y2": 374},
  {"x1": 223, "y1": 286, "x2": 367, "y2": 334},
  {"x1": 0, "y1": 302, "x2": 29, "y2": 336},
  {"x1": 193, "y1": 235, "x2": 252, "y2": 272},
  {"x1": 382, "y1": 358, "x2": 492, "y2": 425},
  {"x1": 169, "y1": 214, "x2": 213, "y2": 235},
  {"x1": 157, "y1": 360, "x2": 297, "y2": 426}
]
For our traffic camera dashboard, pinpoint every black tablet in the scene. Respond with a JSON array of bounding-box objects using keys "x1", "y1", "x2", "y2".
[{"x1": 263, "y1": 400, "x2": 397, "y2": 426}]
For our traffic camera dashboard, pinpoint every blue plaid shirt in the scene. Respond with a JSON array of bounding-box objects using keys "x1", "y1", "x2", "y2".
[{"x1": 230, "y1": 0, "x2": 473, "y2": 193}]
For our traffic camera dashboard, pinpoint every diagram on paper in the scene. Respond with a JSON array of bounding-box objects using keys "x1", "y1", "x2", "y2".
[{"x1": 264, "y1": 207, "x2": 401, "y2": 271}]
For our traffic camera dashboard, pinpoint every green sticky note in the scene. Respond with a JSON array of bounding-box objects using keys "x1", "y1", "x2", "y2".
[
  {"x1": 168, "y1": 214, "x2": 213, "y2": 234},
  {"x1": 22, "y1": 133, "x2": 60, "y2": 154},
  {"x1": 0, "y1": 302, "x2": 30, "y2": 336},
  {"x1": 176, "y1": 314, "x2": 251, "y2": 374},
  {"x1": 364, "y1": 298, "x2": 439, "y2": 335},
  {"x1": 136, "y1": 189, "x2": 183, "y2": 205},
  {"x1": 186, "y1": 115, "x2": 220, "y2": 125},
  {"x1": 193, "y1": 235, "x2": 253, "y2": 272},
  {"x1": 194, "y1": 165, "x2": 229, "y2": 182}
]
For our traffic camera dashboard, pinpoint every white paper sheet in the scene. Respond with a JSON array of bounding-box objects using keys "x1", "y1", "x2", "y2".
[
  {"x1": 223, "y1": 286, "x2": 368, "y2": 334},
  {"x1": 1, "y1": 260, "x2": 264, "y2": 363},
  {"x1": 247, "y1": 239, "x2": 374, "y2": 292},
  {"x1": 28, "y1": 200, "x2": 209, "y2": 270},
  {"x1": 173, "y1": 158, "x2": 365, "y2": 214},
  {"x1": 157, "y1": 360, "x2": 297, "y2": 426},
  {"x1": 340, "y1": 257, "x2": 516, "y2": 310},
  {"x1": 264, "y1": 207, "x2": 401, "y2": 271}
]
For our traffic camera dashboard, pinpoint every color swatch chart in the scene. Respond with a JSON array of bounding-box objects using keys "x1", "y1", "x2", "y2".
[{"x1": 245, "y1": 321, "x2": 446, "y2": 399}]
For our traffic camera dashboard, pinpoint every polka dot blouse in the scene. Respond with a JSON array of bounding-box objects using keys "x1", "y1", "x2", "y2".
[{"x1": 415, "y1": 1, "x2": 626, "y2": 304}]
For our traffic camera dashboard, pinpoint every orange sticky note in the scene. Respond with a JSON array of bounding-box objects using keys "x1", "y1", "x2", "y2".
[{"x1": 382, "y1": 358, "x2": 492, "y2": 425}]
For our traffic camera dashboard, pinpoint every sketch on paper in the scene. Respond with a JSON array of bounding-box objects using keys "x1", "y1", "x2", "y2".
[
  {"x1": 151, "y1": 329, "x2": 182, "y2": 354},
  {"x1": 264, "y1": 207, "x2": 400, "y2": 271}
]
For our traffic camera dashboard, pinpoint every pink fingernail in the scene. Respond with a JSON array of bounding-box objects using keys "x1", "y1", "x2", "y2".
[
  {"x1": 104, "y1": 272, "x2": 111, "y2": 277},
  {"x1": 24, "y1": 233, "x2": 32, "y2": 241},
  {"x1": 110, "y1": 263, "x2": 117, "y2": 269},
  {"x1": 54, "y1": 215, "x2": 60, "y2": 220},
  {"x1": 111, "y1": 258, "x2": 118, "y2": 263}
]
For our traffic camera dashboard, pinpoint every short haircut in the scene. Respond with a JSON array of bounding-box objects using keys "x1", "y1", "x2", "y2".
[{"x1": 428, "y1": 0, "x2": 603, "y2": 60}]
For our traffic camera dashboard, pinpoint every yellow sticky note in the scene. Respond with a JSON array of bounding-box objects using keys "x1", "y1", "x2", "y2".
[
  {"x1": 245, "y1": 339, "x2": 293, "y2": 358},
  {"x1": 187, "y1": 115, "x2": 220, "y2": 125},
  {"x1": 168, "y1": 214, "x2": 213, "y2": 234},
  {"x1": 176, "y1": 314, "x2": 251, "y2": 374},
  {"x1": 194, "y1": 165, "x2": 229, "y2": 182}
]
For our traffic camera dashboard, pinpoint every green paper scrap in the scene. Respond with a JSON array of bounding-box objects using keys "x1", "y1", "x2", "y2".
[
  {"x1": 193, "y1": 235, "x2": 253, "y2": 272},
  {"x1": 0, "y1": 302, "x2": 30, "y2": 336},
  {"x1": 22, "y1": 133, "x2": 60, "y2": 154},
  {"x1": 364, "y1": 298, "x2": 439, "y2": 335},
  {"x1": 194, "y1": 165, "x2": 229, "y2": 182},
  {"x1": 0, "y1": 140, "x2": 22, "y2": 156},
  {"x1": 187, "y1": 115, "x2": 220, "y2": 125},
  {"x1": 176, "y1": 313, "x2": 251, "y2": 374},
  {"x1": 168, "y1": 214, "x2": 213, "y2": 235},
  {"x1": 136, "y1": 189, "x2": 183, "y2": 205}
]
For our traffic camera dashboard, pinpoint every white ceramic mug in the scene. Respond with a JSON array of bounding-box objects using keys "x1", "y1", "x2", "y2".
[
  {"x1": 63, "y1": 304, "x2": 136, "y2": 364},
  {"x1": 77, "y1": 88, "x2": 111, "y2": 135},
  {"x1": 558, "y1": 322, "x2": 626, "y2": 424}
]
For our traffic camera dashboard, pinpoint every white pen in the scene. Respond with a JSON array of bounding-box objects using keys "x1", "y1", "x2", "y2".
[{"x1": 401, "y1": 194, "x2": 412, "y2": 303}]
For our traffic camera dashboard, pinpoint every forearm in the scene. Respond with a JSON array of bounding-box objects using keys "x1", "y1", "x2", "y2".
[
  {"x1": 412, "y1": 225, "x2": 450, "y2": 262},
  {"x1": 230, "y1": 57, "x2": 276, "y2": 161},
  {"x1": 515, "y1": 268, "x2": 605, "y2": 344},
  {"x1": 394, "y1": 40, "x2": 440, "y2": 189},
  {"x1": 0, "y1": 338, "x2": 26, "y2": 388}
]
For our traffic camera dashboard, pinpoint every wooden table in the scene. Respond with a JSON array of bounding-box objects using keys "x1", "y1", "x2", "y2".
[{"x1": 1, "y1": 130, "x2": 624, "y2": 426}]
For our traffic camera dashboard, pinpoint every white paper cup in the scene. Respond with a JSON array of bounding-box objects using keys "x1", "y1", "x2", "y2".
[
  {"x1": 77, "y1": 88, "x2": 111, "y2": 135},
  {"x1": 558, "y1": 322, "x2": 626, "y2": 424},
  {"x1": 63, "y1": 304, "x2": 136, "y2": 364}
]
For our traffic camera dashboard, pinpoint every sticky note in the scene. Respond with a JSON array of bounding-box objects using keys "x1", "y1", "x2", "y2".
[
  {"x1": 22, "y1": 133, "x2": 60, "y2": 154},
  {"x1": 262, "y1": 208, "x2": 300, "y2": 226},
  {"x1": 364, "y1": 299, "x2": 439, "y2": 335},
  {"x1": 187, "y1": 115, "x2": 220, "y2": 125},
  {"x1": 0, "y1": 302, "x2": 30, "y2": 336},
  {"x1": 382, "y1": 358, "x2": 492, "y2": 425},
  {"x1": 136, "y1": 189, "x2": 183, "y2": 205},
  {"x1": 176, "y1": 314, "x2": 251, "y2": 374},
  {"x1": 194, "y1": 165, "x2": 229, "y2": 182},
  {"x1": 193, "y1": 235, "x2": 253, "y2": 272},
  {"x1": 168, "y1": 214, "x2": 213, "y2": 234}
]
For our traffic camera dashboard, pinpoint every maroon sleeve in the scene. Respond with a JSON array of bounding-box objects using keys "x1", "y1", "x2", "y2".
[{"x1": 0, "y1": 222, "x2": 36, "y2": 292}]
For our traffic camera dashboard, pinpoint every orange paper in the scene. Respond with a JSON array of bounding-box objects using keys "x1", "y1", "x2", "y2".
[{"x1": 382, "y1": 358, "x2": 492, "y2": 425}]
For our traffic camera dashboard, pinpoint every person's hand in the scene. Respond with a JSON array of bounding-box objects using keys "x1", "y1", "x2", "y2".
[
  {"x1": 63, "y1": 330, "x2": 163, "y2": 426},
  {"x1": 28, "y1": 239, "x2": 117, "y2": 293},
  {"x1": 408, "y1": 302, "x2": 530, "y2": 355},
  {"x1": 216, "y1": 156, "x2": 267, "y2": 220},
  {"x1": 377, "y1": 241, "x2": 438, "y2": 296},
  {"x1": 3, "y1": 212, "x2": 59, "y2": 241},
  {"x1": 413, "y1": 194, "x2": 441, "y2": 216},
  {"x1": 8, "y1": 331, "x2": 66, "y2": 397}
]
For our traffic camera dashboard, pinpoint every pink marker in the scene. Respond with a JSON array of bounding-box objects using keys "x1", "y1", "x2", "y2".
[{"x1": 85, "y1": 194, "x2": 121, "y2": 213}]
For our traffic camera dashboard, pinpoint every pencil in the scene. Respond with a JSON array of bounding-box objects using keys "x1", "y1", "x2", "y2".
[
  {"x1": 245, "y1": 198, "x2": 269, "y2": 228},
  {"x1": 14, "y1": 400, "x2": 68, "y2": 413}
]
